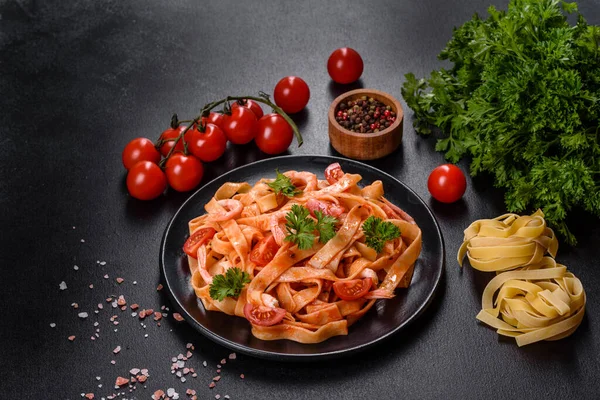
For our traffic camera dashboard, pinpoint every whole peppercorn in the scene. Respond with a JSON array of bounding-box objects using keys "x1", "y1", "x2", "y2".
[{"x1": 335, "y1": 97, "x2": 394, "y2": 133}]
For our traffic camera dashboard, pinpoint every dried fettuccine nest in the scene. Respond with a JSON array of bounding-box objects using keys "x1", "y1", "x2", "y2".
[
  {"x1": 475, "y1": 257, "x2": 586, "y2": 347},
  {"x1": 458, "y1": 210, "x2": 586, "y2": 346},
  {"x1": 457, "y1": 209, "x2": 558, "y2": 272}
]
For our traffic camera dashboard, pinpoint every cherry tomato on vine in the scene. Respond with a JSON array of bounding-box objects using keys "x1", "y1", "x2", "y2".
[
  {"x1": 255, "y1": 113, "x2": 293, "y2": 155},
  {"x1": 427, "y1": 164, "x2": 467, "y2": 203},
  {"x1": 327, "y1": 47, "x2": 364, "y2": 84},
  {"x1": 249, "y1": 234, "x2": 280, "y2": 266},
  {"x1": 126, "y1": 161, "x2": 167, "y2": 200},
  {"x1": 121, "y1": 137, "x2": 161, "y2": 170},
  {"x1": 221, "y1": 106, "x2": 258, "y2": 145},
  {"x1": 243, "y1": 303, "x2": 286, "y2": 326},
  {"x1": 158, "y1": 125, "x2": 187, "y2": 157},
  {"x1": 183, "y1": 227, "x2": 217, "y2": 258},
  {"x1": 201, "y1": 112, "x2": 225, "y2": 129},
  {"x1": 273, "y1": 76, "x2": 310, "y2": 114},
  {"x1": 187, "y1": 123, "x2": 228, "y2": 162},
  {"x1": 333, "y1": 278, "x2": 372, "y2": 301},
  {"x1": 165, "y1": 153, "x2": 204, "y2": 192},
  {"x1": 231, "y1": 99, "x2": 264, "y2": 120}
]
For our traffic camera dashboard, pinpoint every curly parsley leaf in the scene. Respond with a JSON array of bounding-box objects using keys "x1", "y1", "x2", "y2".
[
  {"x1": 284, "y1": 204, "x2": 316, "y2": 250},
  {"x1": 267, "y1": 169, "x2": 302, "y2": 197},
  {"x1": 209, "y1": 267, "x2": 251, "y2": 301},
  {"x1": 362, "y1": 216, "x2": 401, "y2": 253},
  {"x1": 314, "y1": 210, "x2": 338, "y2": 244},
  {"x1": 402, "y1": 0, "x2": 600, "y2": 244}
]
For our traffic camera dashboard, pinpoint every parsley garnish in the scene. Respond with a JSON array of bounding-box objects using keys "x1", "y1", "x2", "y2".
[
  {"x1": 284, "y1": 205, "x2": 338, "y2": 249},
  {"x1": 267, "y1": 169, "x2": 302, "y2": 197},
  {"x1": 314, "y1": 210, "x2": 338, "y2": 244},
  {"x1": 209, "y1": 267, "x2": 251, "y2": 301},
  {"x1": 401, "y1": 0, "x2": 600, "y2": 244},
  {"x1": 284, "y1": 205, "x2": 316, "y2": 250},
  {"x1": 362, "y1": 216, "x2": 401, "y2": 253}
]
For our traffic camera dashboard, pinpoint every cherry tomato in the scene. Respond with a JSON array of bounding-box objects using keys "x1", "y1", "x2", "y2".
[
  {"x1": 165, "y1": 154, "x2": 204, "y2": 192},
  {"x1": 324, "y1": 162, "x2": 344, "y2": 184},
  {"x1": 427, "y1": 164, "x2": 467, "y2": 203},
  {"x1": 183, "y1": 227, "x2": 217, "y2": 258},
  {"x1": 327, "y1": 47, "x2": 364, "y2": 84},
  {"x1": 333, "y1": 278, "x2": 372, "y2": 301},
  {"x1": 122, "y1": 137, "x2": 161, "y2": 170},
  {"x1": 243, "y1": 303, "x2": 286, "y2": 326},
  {"x1": 126, "y1": 161, "x2": 167, "y2": 200},
  {"x1": 254, "y1": 113, "x2": 294, "y2": 155},
  {"x1": 187, "y1": 123, "x2": 228, "y2": 162},
  {"x1": 201, "y1": 112, "x2": 224, "y2": 129},
  {"x1": 221, "y1": 106, "x2": 258, "y2": 145},
  {"x1": 231, "y1": 99, "x2": 264, "y2": 120},
  {"x1": 273, "y1": 76, "x2": 310, "y2": 114},
  {"x1": 249, "y1": 234, "x2": 280, "y2": 266},
  {"x1": 158, "y1": 125, "x2": 187, "y2": 157}
]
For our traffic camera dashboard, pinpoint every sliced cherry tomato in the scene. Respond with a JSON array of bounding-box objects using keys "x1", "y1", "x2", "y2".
[
  {"x1": 327, "y1": 47, "x2": 364, "y2": 84},
  {"x1": 187, "y1": 123, "x2": 228, "y2": 162},
  {"x1": 221, "y1": 106, "x2": 258, "y2": 145},
  {"x1": 158, "y1": 125, "x2": 187, "y2": 157},
  {"x1": 122, "y1": 137, "x2": 161, "y2": 170},
  {"x1": 231, "y1": 99, "x2": 264, "y2": 119},
  {"x1": 255, "y1": 113, "x2": 294, "y2": 155},
  {"x1": 243, "y1": 303, "x2": 286, "y2": 326},
  {"x1": 183, "y1": 227, "x2": 217, "y2": 258},
  {"x1": 249, "y1": 234, "x2": 280, "y2": 266},
  {"x1": 427, "y1": 164, "x2": 467, "y2": 203},
  {"x1": 273, "y1": 76, "x2": 310, "y2": 114},
  {"x1": 126, "y1": 161, "x2": 167, "y2": 200},
  {"x1": 165, "y1": 154, "x2": 204, "y2": 192},
  {"x1": 333, "y1": 278, "x2": 372, "y2": 301},
  {"x1": 324, "y1": 162, "x2": 344, "y2": 184},
  {"x1": 201, "y1": 112, "x2": 225, "y2": 129}
]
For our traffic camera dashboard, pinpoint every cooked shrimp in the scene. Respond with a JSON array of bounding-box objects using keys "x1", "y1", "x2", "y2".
[
  {"x1": 197, "y1": 245, "x2": 213, "y2": 285},
  {"x1": 208, "y1": 199, "x2": 243, "y2": 222},
  {"x1": 306, "y1": 198, "x2": 345, "y2": 218},
  {"x1": 381, "y1": 197, "x2": 415, "y2": 223},
  {"x1": 284, "y1": 171, "x2": 318, "y2": 192}
]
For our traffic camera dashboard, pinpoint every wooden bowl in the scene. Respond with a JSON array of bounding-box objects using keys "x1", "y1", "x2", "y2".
[{"x1": 328, "y1": 89, "x2": 404, "y2": 160}]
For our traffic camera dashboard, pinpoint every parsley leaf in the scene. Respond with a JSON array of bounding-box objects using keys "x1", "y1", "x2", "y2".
[
  {"x1": 209, "y1": 267, "x2": 251, "y2": 301},
  {"x1": 267, "y1": 169, "x2": 302, "y2": 197},
  {"x1": 284, "y1": 204, "x2": 316, "y2": 250},
  {"x1": 362, "y1": 216, "x2": 401, "y2": 253},
  {"x1": 314, "y1": 210, "x2": 338, "y2": 244},
  {"x1": 402, "y1": 0, "x2": 600, "y2": 245}
]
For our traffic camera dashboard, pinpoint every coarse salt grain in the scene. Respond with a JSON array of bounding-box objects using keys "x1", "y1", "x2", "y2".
[
  {"x1": 115, "y1": 376, "x2": 129, "y2": 387},
  {"x1": 78, "y1": 312, "x2": 89, "y2": 319},
  {"x1": 100, "y1": 261, "x2": 106, "y2": 266},
  {"x1": 129, "y1": 368, "x2": 140, "y2": 375},
  {"x1": 50, "y1": 323, "x2": 56, "y2": 328},
  {"x1": 229, "y1": 353, "x2": 236, "y2": 360},
  {"x1": 59, "y1": 281, "x2": 67, "y2": 290},
  {"x1": 113, "y1": 346, "x2": 121, "y2": 354},
  {"x1": 116, "y1": 277, "x2": 124, "y2": 284},
  {"x1": 74, "y1": 265, "x2": 79, "y2": 270},
  {"x1": 68, "y1": 335, "x2": 76, "y2": 341},
  {"x1": 153, "y1": 389, "x2": 165, "y2": 399},
  {"x1": 173, "y1": 313, "x2": 184, "y2": 321}
]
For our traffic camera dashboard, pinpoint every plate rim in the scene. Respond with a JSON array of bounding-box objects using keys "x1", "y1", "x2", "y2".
[{"x1": 159, "y1": 154, "x2": 445, "y2": 361}]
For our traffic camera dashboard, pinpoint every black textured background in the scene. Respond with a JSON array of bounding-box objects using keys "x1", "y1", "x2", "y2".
[{"x1": 1, "y1": 0, "x2": 599, "y2": 398}]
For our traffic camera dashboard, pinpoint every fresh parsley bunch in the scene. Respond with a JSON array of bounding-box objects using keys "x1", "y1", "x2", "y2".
[{"x1": 402, "y1": 0, "x2": 600, "y2": 244}]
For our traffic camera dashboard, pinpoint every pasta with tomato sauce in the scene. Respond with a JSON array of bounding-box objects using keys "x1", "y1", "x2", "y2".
[{"x1": 183, "y1": 163, "x2": 422, "y2": 343}]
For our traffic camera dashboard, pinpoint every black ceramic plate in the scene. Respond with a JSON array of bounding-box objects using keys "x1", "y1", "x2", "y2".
[{"x1": 160, "y1": 155, "x2": 444, "y2": 361}]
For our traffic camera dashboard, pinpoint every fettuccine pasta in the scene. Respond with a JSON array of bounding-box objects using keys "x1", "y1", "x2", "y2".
[
  {"x1": 459, "y1": 210, "x2": 586, "y2": 346},
  {"x1": 184, "y1": 163, "x2": 422, "y2": 343}
]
